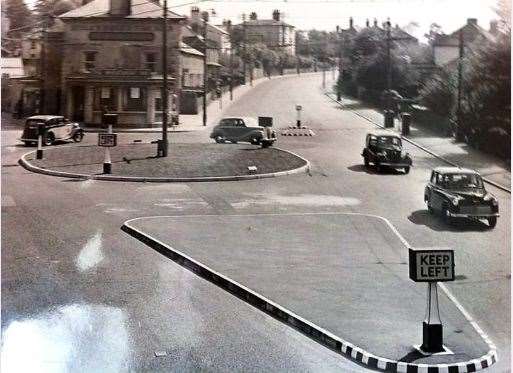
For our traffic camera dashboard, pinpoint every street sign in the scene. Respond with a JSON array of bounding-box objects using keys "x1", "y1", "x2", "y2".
[
  {"x1": 296, "y1": 105, "x2": 302, "y2": 111},
  {"x1": 409, "y1": 248, "x2": 454, "y2": 282},
  {"x1": 98, "y1": 133, "x2": 117, "y2": 147}
]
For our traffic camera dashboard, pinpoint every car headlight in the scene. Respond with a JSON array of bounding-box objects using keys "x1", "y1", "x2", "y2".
[
  {"x1": 484, "y1": 193, "x2": 498, "y2": 205},
  {"x1": 450, "y1": 196, "x2": 461, "y2": 206}
]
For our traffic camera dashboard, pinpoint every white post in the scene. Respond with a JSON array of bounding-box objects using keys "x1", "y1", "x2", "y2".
[
  {"x1": 103, "y1": 124, "x2": 112, "y2": 174},
  {"x1": 296, "y1": 106, "x2": 302, "y2": 128},
  {"x1": 421, "y1": 282, "x2": 444, "y2": 353}
]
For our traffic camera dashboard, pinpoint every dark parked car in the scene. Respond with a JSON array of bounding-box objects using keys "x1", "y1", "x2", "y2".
[
  {"x1": 424, "y1": 167, "x2": 499, "y2": 228},
  {"x1": 20, "y1": 115, "x2": 84, "y2": 146},
  {"x1": 362, "y1": 131, "x2": 412, "y2": 173},
  {"x1": 210, "y1": 117, "x2": 276, "y2": 147}
]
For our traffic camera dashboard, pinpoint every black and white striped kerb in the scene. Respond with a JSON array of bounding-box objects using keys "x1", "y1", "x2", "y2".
[{"x1": 122, "y1": 219, "x2": 498, "y2": 373}]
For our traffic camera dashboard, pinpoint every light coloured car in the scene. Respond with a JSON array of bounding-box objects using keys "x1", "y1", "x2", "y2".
[
  {"x1": 20, "y1": 115, "x2": 84, "y2": 146},
  {"x1": 210, "y1": 117, "x2": 276, "y2": 147}
]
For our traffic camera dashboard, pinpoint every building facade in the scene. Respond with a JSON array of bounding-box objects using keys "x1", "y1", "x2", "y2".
[
  {"x1": 236, "y1": 10, "x2": 296, "y2": 55},
  {"x1": 58, "y1": 0, "x2": 185, "y2": 126}
]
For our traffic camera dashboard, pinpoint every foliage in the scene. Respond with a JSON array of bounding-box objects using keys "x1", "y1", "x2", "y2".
[
  {"x1": 419, "y1": 69, "x2": 455, "y2": 117},
  {"x1": 5, "y1": 0, "x2": 33, "y2": 31}
]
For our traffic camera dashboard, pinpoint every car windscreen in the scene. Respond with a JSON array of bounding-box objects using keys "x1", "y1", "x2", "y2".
[
  {"x1": 441, "y1": 173, "x2": 484, "y2": 189},
  {"x1": 377, "y1": 136, "x2": 401, "y2": 146}
]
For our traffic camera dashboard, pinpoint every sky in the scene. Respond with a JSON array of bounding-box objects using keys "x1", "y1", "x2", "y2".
[{"x1": 24, "y1": 0, "x2": 499, "y2": 41}]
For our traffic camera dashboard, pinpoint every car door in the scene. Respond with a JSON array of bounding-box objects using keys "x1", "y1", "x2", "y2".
[
  {"x1": 233, "y1": 119, "x2": 248, "y2": 141},
  {"x1": 217, "y1": 119, "x2": 234, "y2": 140},
  {"x1": 430, "y1": 172, "x2": 445, "y2": 211},
  {"x1": 52, "y1": 118, "x2": 67, "y2": 140}
]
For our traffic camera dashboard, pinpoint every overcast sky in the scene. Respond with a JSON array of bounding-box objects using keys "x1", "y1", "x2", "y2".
[
  {"x1": 24, "y1": 0, "x2": 498, "y2": 41},
  {"x1": 169, "y1": 0, "x2": 498, "y2": 41}
]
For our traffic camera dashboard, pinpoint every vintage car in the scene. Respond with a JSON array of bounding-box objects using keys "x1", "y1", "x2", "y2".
[
  {"x1": 20, "y1": 115, "x2": 84, "y2": 146},
  {"x1": 210, "y1": 117, "x2": 277, "y2": 147},
  {"x1": 362, "y1": 131, "x2": 412, "y2": 173},
  {"x1": 424, "y1": 167, "x2": 499, "y2": 228}
]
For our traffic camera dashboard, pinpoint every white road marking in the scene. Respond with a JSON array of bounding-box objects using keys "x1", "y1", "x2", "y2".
[
  {"x1": 231, "y1": 194, "x2": 360, "y2": 208},
  {"x1": 76, "y1": 231, "x2": 104, "y2": 272}
]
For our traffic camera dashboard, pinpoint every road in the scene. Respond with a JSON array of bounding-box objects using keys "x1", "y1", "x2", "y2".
[{"x1": 1, "y1": 73, "x2": 510, "y2": 372}]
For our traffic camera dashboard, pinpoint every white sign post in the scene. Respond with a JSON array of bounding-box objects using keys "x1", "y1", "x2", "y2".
[{"x1": 409, "y1": 248, "x2": 455, "y2": 353}]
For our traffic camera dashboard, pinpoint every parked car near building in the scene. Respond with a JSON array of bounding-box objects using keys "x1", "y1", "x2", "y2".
[
  {"x1": 424, "y1": 167, "x2": 499, "y2": 228},
  {"x1": 362, "y1": 131, "x2": 412, "y2": 173},
  {"x1": 20, "y1": 115, "x2": 84, "y2": 146},
  {"x1": 210, "y1": 117, "x2": 277, "y2": 147}
]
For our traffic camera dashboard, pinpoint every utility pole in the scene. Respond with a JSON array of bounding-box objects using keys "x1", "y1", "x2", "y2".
[
  {"x1": 386, "y1": 20, "x2": 392, "y2": 109},
  {"x1": 456, "y1": 29, "x2": 464, "y2": 139},
  {"x1": 202, "y1": 14, "x2": 208, "y2": 126},
  {"x1": 39, "y1": 18, "x2": 48, "y2": 114},
  {"x1": 336, "y1": 27, "x2": 342, "y2": 101},
  {"x1": 228, "y1": 22, "x2": 233, "y2": 100},
  {"x1": 242, "y1": 14, "x2": 247, "y2": 85},
  {"x1": 161, "y1": 0, "x2": 169, "y2": 156}
]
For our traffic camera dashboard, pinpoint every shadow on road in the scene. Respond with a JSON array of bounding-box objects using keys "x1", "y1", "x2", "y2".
[
  {"x1": 398, "y1": 349, "x2": 425, "y2": 363},
  {"x1": 408, "y1": 210, "x2": 490, "y2": 232},
  {"x1": 347, "y1": 164, "x2": 405, "y2": 175}
]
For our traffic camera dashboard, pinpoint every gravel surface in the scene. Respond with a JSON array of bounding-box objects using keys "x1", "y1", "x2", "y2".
[{"x1": 27, "y1": 143, "x2": 307, "y2": 178}]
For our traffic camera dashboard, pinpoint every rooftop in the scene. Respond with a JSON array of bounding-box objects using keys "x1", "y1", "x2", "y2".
[
  {"x1": 433, "y1": 166, "x2": 479, "y2": 175},
  {"x1": 59, "y1": 0, "x2": 185, "y2": 19}
]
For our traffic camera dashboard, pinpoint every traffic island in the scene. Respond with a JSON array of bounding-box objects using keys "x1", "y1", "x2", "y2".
[
  {"x1": 19, "y1": 143, "x2": 309, "y2": 182},
  {"x1": 122, "y1": 213, "x2": 496, "y2": 372}
]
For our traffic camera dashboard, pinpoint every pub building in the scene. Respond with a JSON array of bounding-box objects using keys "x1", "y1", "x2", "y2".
[{"x1": 58, "y1": 0, "x2": 185, "y2": 126}]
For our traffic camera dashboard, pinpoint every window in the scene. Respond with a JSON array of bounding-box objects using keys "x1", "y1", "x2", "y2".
[
  {"x1": 30, "y1": 40, "x2": 36, "y2": 49},
  {"x1": 94, "y1": 87, "x2": 117, "y2": 111},
  {"x1": 441, "y1": 174, "x2": 484, "y2": 189},
  {"x1": 83, "y1": 51, "x2": 97, "y2": 71},
  {"x1": 124, "y1": 87, "x2": 146, "y2": 111},
  {"x1": 145, "y1": 52, "x2": 157, "y2": 73},
  {"x1": 155, "y1": 89, "x2": 162, "y2": 111},
  {"x1": 377, "y1": 136, "x2": 401, "y2": 146},
  {"x1": 182, "y1": 68, "x2": 189, "y2": 87}
]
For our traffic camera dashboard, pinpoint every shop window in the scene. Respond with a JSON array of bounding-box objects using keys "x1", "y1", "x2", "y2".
[
  {"x1": 145, "y1": 52, "x2": 157, "y2": 73},
  {"x1": 95, "y1": 87, "x2": 117, "y2": 111},
  {"x1": 83, "y1": 51, "x2": 97, "y2": 71},
  {"x1": 124, "y1": 87, "x2": 146, "y2": 111}
]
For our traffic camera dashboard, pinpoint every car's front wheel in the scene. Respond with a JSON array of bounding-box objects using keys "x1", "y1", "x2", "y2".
[
  {"x1": 44, "y1": 132, "x2": 55, "y2": 146},
  {"x1": 487, "y1": 217, "x2": 497, "y2": 229},
  {"x1": 250, "y1": 137, "x2": 261, "y2": 145},
  {"x1": 72, "y1": 132, "x2": 84, "y2": 142},
  {"x1": 404, "y1": 166, "x2": 410, "y2": 174},
  {"x1": 214, "y1": 135, "x2": 225, "y2": 144},
  {"x1": 363, "y1": 156, "x2": 369, "y2": 168}
]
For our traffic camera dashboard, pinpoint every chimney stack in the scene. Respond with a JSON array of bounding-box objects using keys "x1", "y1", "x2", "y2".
[
  {"x1": 467, "y1": 18, "x2": 478, "y2": 26},
  {"x1": 110, "y1": 0, "x2": 130, "y2": 16},
  {"x1": 489, "y1": 20, "x2": 498, "y2": 34},
  {"x1": 272, "y1": 9, "x2": 280, "y2": 21},
  {"x1": 349, "y1": 17, "x2": 354, "y2": 29},
  {"x1": 336, "y1": 25, "x2": 340, "y2": 33},
  {"x1": 191, "y1": 6, "x2": 200, "y2": 18},
  {"x1": 366, "y1": 19, "x2": 369, "y2": 27},
  {"x1": 250, "y1": 12, "x2": 257, "y2": 20},
  {"x1": 373, "y1": 18, "x2": 378, "y2": 27}
]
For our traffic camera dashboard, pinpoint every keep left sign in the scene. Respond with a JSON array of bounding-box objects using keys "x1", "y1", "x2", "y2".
[{"x1": 409, "y1": 248, "x2": 455, "y2": 282}]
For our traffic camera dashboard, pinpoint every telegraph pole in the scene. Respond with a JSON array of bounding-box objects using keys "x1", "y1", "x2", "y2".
[
  {"x1": 336, "y1": 26, "x2": 342, "y2": 101},
  {"x1": 242, "y1": 14, "x2": 247, "y2": 85},
  {"x1": 386, "y1": 20, "x2": 392, "y2": 108},
  {"x1": 161, "y1": 0, "x2": 169, "y2": 156},
  {"x1": 39, "y1": 18, "x2": 48, "y2": 114},
  {"x1": 456, "y1": 29, "x2": 464, "y2": 139},
  {"x1": 202, "y1": 15, "x2": 208, "y2": 126}
]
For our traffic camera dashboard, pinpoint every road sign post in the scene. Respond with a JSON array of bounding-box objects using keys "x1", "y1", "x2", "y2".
[
  {"x1": 296, "y1": 105, "x2": 302, "y2": 128},
  {"x1": 409, "y1": 248, "x2": 455, "y2": 353}
]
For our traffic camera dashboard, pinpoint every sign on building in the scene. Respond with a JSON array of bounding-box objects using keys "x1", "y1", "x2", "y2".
[
  {"x1": 98, "y1": 133, "x2": 117, "y2": 147},
  {"x1": 409, "y1": 248, "x2": 455, "y2": 282}
]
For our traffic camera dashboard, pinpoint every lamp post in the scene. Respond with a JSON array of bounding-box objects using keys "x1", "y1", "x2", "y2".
[{"x1": 161, "y1": 0, "x2": 169, "y2": 156}]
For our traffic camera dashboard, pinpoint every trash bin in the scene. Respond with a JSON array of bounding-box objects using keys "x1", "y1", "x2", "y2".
[
  {"x1": 384, "y1": 110, "x2": 394, "y2": 128},
  {"x1": 402, "y1": 113, "x2": 411, "y2": 136}
]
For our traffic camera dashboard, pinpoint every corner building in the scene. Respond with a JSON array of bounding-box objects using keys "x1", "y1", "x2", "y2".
[{"x1": 58, "y1": 0, "x2": 185, "y2": 126}]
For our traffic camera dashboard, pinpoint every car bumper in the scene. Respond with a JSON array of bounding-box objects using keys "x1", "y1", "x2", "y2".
[
  {"x1": 19, "y1": 138, "x2": 37, "y2": 142},
  {"x1": 448, "y1": 212, "x2": 500, "y2": 218}
]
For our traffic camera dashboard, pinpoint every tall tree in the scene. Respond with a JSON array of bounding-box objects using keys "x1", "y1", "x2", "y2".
[{"x1": 5, "y1": 0, "x2": 32, "y2": 31}]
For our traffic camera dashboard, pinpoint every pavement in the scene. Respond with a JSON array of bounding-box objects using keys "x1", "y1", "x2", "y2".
[
  {"x1": 124, "y1": 213, "x2": 493, "y2": 370},
  {"x1": 325, "y1": 93, "x2": 511, "y2": 191},
  {"x1": 21, "y1": 143, "x2": 308, "y2": 181}
]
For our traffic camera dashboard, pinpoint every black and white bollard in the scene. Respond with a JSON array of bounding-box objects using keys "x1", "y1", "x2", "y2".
[
  {"x1": 421, "y1": 282, "x2": 444, "y2": 353},
  {"x1": 36, "y1": 123, "x2": 44, "y2": 159},
  {"x1": 103, "y1": 124, "x2": 112, "y2": 174},
  {"x1": 296, "y1": 104, "x2": 302, "y2": 128}
]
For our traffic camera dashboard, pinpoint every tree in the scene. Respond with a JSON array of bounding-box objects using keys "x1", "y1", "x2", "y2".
[
  {"x1": 5, "y1": 0, "x2": 33, "y2": 32},
  {"x1": 419, "y1": 69, "x2": 455, "y2": 117}
]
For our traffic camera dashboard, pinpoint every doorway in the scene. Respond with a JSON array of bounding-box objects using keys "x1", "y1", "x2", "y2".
[{"x1": 71, "y1": 86, "x2": 85, "y2": 122}]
